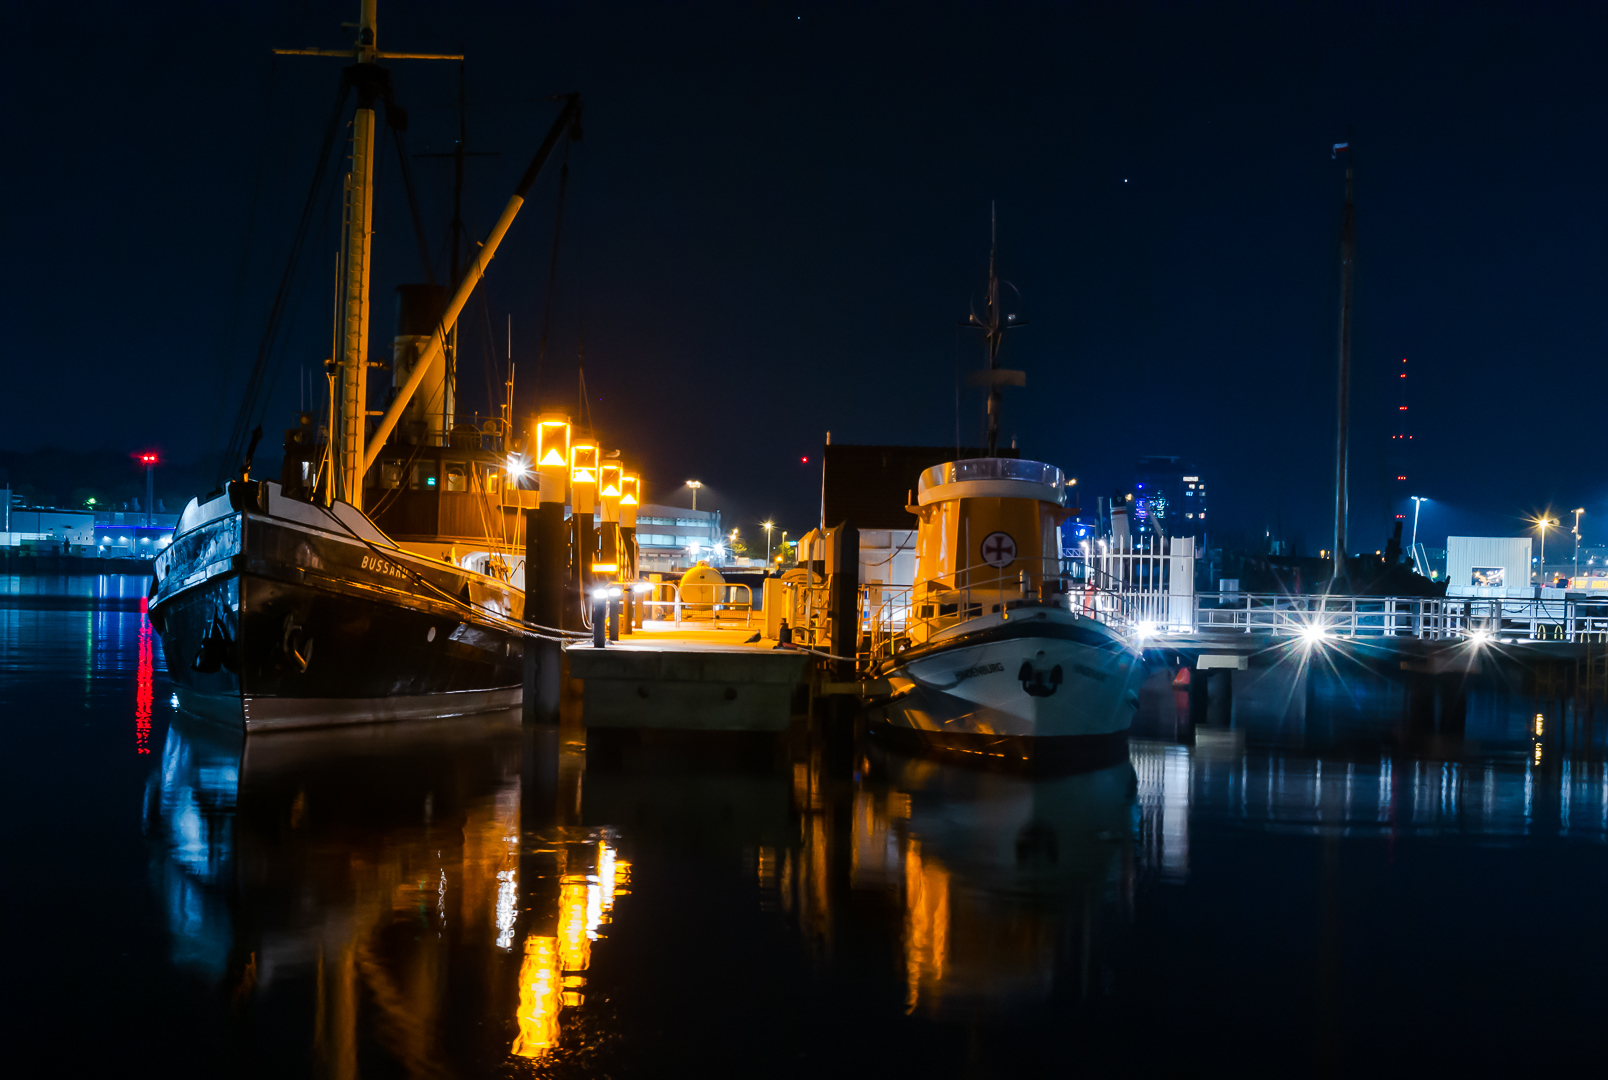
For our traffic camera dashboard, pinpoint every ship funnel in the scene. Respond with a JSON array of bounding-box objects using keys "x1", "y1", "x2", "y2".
[{"x1": 393, "y1": 284, "x2": 453, "y2": 445}]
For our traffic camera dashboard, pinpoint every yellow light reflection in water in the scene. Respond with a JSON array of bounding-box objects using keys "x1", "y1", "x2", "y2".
[
  {"x1": 511, "y1": 840, "x2": 630, "y2": 1060},
  {"x1": 558, "y1": 879, "x2": 592, "y2": 975},
  {"x1": 902, "y1": 839, "x2": 950, "y2": 1014},
  {"x1": 511, "y1": 935, "x2": 561, "y2": 1058}
]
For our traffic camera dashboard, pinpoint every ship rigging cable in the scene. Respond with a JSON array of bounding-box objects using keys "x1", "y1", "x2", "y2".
[
  {"x1": 309, "y1": 498, "x2": 589, "y2": 641},
  {"x1": 217, "y1": 71, "x2": 352, "y2": 486}
]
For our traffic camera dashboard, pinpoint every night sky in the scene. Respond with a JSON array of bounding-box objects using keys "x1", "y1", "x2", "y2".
[{"x1": 5, "y1": 2, "x2": 1604, "y2": 552}]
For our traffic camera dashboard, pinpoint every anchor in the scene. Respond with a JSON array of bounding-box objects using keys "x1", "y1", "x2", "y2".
[
  {"x1": 282, "y1": 611, "x2": 314, "y2": 674},
  {"x1": 1017, "y1": 660, "x2": 1063, "y2": 698},
  {"x1": 191, "y1": 614, "x2": 239, "y2": 674}
]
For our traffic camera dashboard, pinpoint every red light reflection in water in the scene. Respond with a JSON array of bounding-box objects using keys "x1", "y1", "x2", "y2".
[{"x1": 135, "y1": 615, "x2": 152, "y2": 754}]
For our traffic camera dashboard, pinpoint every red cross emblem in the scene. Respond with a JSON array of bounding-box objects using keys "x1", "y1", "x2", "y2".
[{"x1": 980, "y1": 531, "x2": 1016, "y2": 568}]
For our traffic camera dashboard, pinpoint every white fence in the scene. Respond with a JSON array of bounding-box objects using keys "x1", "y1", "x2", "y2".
[{"x1": 1197, "y1": 593, "x2": 1608, "y2": 642}]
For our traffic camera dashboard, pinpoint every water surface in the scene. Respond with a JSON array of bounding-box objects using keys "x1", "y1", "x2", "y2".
[{"x1": 5, "y1": 577, "x2": 1605, "y2": 1076}]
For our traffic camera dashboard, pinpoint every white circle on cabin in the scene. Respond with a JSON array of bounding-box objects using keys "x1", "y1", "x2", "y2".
[
  {"x1": 980, "y1": 531, "x2": 1017, "y2": 568},
  {"x1": 427, "y1": 626, "x2": 437, "y2": 642}
]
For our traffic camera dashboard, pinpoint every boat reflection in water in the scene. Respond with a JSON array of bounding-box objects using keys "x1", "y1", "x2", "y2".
[
  {"x1": 144, "y1": 711, "x2": 629, "y2": 1074},
  {"x1": 836, "y1": 750, "x2": 1139, "y2": 1015},
  {"x1": 142, "y1": 707, "x2": 1608, "y2": 1073}
]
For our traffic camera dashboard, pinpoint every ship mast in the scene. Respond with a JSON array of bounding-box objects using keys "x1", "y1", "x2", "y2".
[
  {"x1": 963, "y1": 203, "x2": 1026, "y2": 457},
  {"x1": 277, "y1": 3, "x2": 581, "y2": 493},
  {"x1": 336, "y1": 2, "x2": 380, "y2": 511},
  {"x1": 275, "y1": 2, "x2": 461, "y2": 512},
  {"x1": 1333, "y1": 154, "x2": 1355, "y2": 582}
]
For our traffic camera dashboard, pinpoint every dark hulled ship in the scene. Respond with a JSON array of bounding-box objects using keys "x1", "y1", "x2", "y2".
[{"x1": 152, "y1": 6, "x2": 580, "y2": 731}]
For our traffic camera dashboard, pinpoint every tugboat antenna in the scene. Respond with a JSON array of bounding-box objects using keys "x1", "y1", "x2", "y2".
[{"x1": 961, "y1": 201, "x2": 1027, "y2": 456}]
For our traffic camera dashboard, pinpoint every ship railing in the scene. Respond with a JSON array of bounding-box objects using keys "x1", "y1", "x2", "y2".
[
  {"x1": 860, "y1": 558, "x2": 1151, "y2": 666},
  {"x1": 1193, "y1": 592, "x2": 1608, "y2": 642},
  {"x1": 640, "y1": 582, "x2": 754, "y2": 628}
]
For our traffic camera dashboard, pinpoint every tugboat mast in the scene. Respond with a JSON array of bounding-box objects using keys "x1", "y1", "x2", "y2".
[{"x1": 963, "y1": 203, "x2": 1026, "y2": 457}]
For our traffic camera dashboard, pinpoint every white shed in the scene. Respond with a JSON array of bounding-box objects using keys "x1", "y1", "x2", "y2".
[{"x1": 1446, "y1": 536, "x2": 1533, "y2": 598}]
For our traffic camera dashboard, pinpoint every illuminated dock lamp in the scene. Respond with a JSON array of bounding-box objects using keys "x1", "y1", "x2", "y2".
[
  {"x1": 599, "y1": 463, "x2": 623, "y2": 523},
  {"x1": 620, "y1": 475, "x2": 640, "y2": 529},
  {"x1": 533, "y1": 414, "x2": 572, "y2": 503},
  {"x1": 570, "y1": 438, "x2": 600, "y2": 515},
  {"x1": 1298, "y1": 621, "x2": 1329, "y2": 648}
]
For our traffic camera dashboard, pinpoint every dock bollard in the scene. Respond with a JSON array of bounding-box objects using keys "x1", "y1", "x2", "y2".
[
  {"x1": 608, "y1": 586, "x2": 622, "y2": 641},
  {"x1": 591, "y1": 589, "x2": 608, "y2": 648}
]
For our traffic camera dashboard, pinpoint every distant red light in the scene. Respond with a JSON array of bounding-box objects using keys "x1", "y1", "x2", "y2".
[{"x1": 801, "y1": 456, "x2": 808, "y2": 464}]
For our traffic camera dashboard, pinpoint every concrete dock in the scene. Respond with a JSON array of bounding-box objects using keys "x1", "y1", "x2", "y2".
[{"x1": 565, "y1": 623, "x2": 812, "y2": 731}]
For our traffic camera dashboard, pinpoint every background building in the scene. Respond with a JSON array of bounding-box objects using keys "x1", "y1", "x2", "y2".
[
  {"x1": 1132, "y1": 456, "x2": 1207, "y2": 541},
  {"x1": 2, "y1": 485, "x2": 177, "y2": 555},
  {"x1": 634, "y1": 504, "x2": 725, "y2": 574}
]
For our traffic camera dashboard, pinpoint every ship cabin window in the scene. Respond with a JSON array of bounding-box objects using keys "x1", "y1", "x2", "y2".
[
  {"x1": 412, "y1": 461, "x2": 439, "y2": 490},
  {"x1": 444, "y1": 462, "x2": 469, "y2": 492},
  {"x1": 380, "y1": 460, "x2": 405, "y2": 489},
  {"x1": 482, "y1": 465, "x2": 501, "y2": 495}
]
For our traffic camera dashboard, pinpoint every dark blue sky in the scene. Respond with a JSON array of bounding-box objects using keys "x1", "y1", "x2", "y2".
[{"x1": 5, "y1": 2, "x2": 1604, "y2": 551}]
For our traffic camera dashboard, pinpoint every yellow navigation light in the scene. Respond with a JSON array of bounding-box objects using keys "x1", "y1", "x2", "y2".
[
  {"x1": 619, "y1": 493, "x2": 638, "y2": 505},
  {"x1": 539, "y1": 448, "x2": 566, "y2": 467},
  {"x1": 590, "y1": 562, "x2": 619, "y2": 573},
  {"x1": 601, "y1": 484, "x2": 620, "y2": 497},
  {"x1": 572, "y1": 467, "x2": 596, "y2": 483}
]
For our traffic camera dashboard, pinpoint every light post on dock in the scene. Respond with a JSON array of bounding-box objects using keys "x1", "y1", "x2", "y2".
[
  {"x1": 1574, "y1": 509, "x2": 1585, "y2": 583},
  {"x1": 763, "y1": 520, "x2": 774, "y2": 566},
  {"x1": 685, "y1": 479, "x2": 702, "y2": 512},
  {"x1": 1533, "y1": 516, "x2": 1558, "y2": 586}
]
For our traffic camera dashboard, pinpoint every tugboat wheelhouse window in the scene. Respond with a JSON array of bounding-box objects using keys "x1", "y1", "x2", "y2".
[
  {"x1": 444, "y1": 462, "x2": 469, "y2": 492},
  {"x1": 380, "y1": 460, "x2": 405, "y2": 489},
  {"x1": 412, "y1": 461, "x2": 439, "y2": 490}
]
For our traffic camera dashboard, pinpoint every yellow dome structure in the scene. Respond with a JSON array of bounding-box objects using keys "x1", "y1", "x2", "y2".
[{"x1": 677, "y1": 561, "x2": 726, "y2": 617}]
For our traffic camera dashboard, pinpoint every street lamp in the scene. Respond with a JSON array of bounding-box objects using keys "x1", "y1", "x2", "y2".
[
  {"x1": 1533, "y1": 515, "x2": 1559, "y2": 586},
  {"x1": 1574, "y1": 508, "x2": 1586, "y2": 583},
  {"x1": 685, "y1": 479, "x2": 703, "y2": 512},
  {"x1": 763, "y1": 520, "x2": 774, "y2": 566}
]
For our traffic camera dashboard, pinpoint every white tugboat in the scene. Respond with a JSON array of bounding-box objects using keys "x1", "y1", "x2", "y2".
[{"x1": 864, "y1": 221, "x2": 1145, "y2": 768}]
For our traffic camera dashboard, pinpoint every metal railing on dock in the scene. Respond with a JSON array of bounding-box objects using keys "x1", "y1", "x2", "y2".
[
  {"x1": 641, "y1": 581, "x2": 754, "y2": 627},
  {"x1": 1197, "y1": 593, "x2": 1608, "y2": 642}
]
